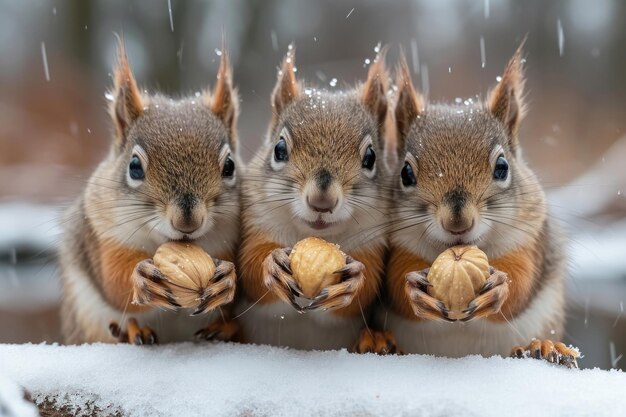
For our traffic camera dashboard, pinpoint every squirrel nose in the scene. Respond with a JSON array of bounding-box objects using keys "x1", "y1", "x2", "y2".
[
  {"x1": 307, "y1": 195, "x2": 337, "y2": 213},
  {"x1": 442, "y1": 217, "x2": 474, "y2": 235},
  {"x1": 171, "y1": 217, "x2": 204, "y2": 234},
  {"x1": 171, "y1": 193, "x2": 205, "y2": 235}
]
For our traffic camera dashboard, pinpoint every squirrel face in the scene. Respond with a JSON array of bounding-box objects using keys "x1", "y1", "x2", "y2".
[
  {"x1": 87, "y1": 40, "x2": 239, "y2": 245},
  {"x1": 251, "y1": 47, "x2": 389, "y2": 238},
  {"x1": 392, "y1": 44, "x2": 546, "y2": 259},
  {"x1": 118, "y1": 99, "x2": 237, "y2": 240}
]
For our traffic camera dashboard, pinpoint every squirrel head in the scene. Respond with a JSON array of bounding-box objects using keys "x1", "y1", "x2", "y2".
[
  {"x1": 391, "y1": 42, "x2": 546, "y2": 259},
  {"x1": 94, "y1": 39, "x2": 239, "y2": 243},
  {"x1": 250, "y1": 45, "x2": 390, "y2": 240}
]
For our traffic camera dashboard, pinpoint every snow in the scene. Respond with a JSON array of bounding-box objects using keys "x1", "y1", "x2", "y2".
[
  {"x1": 0, "y1": 343, "x2": 625, "y2": 417},
  {"x1": 0, "y1": 375, "x2": 38, "y2": 417}
]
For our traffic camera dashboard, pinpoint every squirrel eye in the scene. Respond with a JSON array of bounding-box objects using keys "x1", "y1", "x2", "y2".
[
  {"x1": 361, "y1": 145, "x2": 376, "y2": 170},
  {"x1": 129, "y1": 155, "x2": 145, "y2": 181},
  {"x1": 493, "y1": 155, "x2": 509, "y2": 181},
  {"x1": 222, "y1": 154, "x2": 235, "y2": 178},
  {"x1": 274, "y1": 137, "x2": 288, "y2": 162},
  {"x1": 401, "y1": 162, "x2": 417, "y2": 187}
]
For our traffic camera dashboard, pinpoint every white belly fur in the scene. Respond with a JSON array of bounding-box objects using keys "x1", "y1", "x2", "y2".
[
  {"x1": 235, "y1": 300, "x2": 364, "y2": 350},
  {"x1": 64, "y1": 262, "x2": 218, "y2": 343},
  {"x1": 380, "y1": 277, "x2": 564, "y2": 357}
]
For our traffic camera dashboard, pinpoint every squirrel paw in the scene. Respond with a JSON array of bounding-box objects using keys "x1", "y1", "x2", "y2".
[
  {"x1": 195, "y1": 317, "x2": 240, "y2": 342},
  {"x1": 191, "y1": 259, "x2": 237, "y2": 316},
  {"x1": 405, "y1": 268, "x2": 455, "y2": 322},
  {"x1": 109, "y1": 318, "x2": 158, "y2": 345},
  {"x1": 304, "y1": 255, "x2": 365, "y2": 312},
  {"x1": 511, "y1": 339, "x2": 580, "y2": 369},
  {"x1": 461, "y1": 268, "x2": 510, "y2": 321},
  {"x1": 132, "y1": 259, "x2": 181, "y2": 311},
  {"x1": 263, "y1": 247, "x2": 305, "y2": 312},
  {"x1": 350, "y1": 328, "x2": 403, "y2": 355}
]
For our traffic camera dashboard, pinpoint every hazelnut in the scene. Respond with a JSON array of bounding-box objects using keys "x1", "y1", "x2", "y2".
[
  {"x1": 427, "y1": 245, "x2": 490, "y2": 318},
  {"x1": 153, "y1": 241, "x2": 216, "y2": 308},
  {"x1": 289, "y1": 237, "x2": 345, "y2": 298}
]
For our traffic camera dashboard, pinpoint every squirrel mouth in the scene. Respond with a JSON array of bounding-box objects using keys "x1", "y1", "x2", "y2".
[{"x1": 305, "y1": 218, "x2": 333, "y2": 230}]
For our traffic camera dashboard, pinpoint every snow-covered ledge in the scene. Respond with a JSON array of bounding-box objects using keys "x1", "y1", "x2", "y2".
[{"x1": 0, "y1": 343, "x2": 625, "y2": 417}]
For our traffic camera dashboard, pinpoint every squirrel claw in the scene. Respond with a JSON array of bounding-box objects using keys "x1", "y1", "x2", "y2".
[
  {"x1": 511, "y1": 340, "x2": 580, "y2": 369},
  {"x1": 132, "y1": 259, "x2": 179, "y2": 311},
  {"x1": 405, "y1": 270, "x2": 454, "y2": 322},
  {"x1": 461, "y1": 269, "x2": 509, "y2": 321},
  {"x1": 191, "y1": 260, "x2": 237, "y2": 315},
  {"x1": 109, "y1": 318, "x2": 158, "y2": 345},
  {"x1": 350, "y1": 328, "x2": 403, "y2": 355},
  {"x1": 304, "y1": 257, "x2": 365, "y2": 312},
  {"x1": 263, "y1": 248, "x2": 304, "y2": 313},
  {"x1": 195, "y1": 317, "x2": 240, "y2": 342}
]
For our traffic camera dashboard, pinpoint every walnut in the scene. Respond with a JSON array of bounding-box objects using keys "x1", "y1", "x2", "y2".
[
  {"x1": 289, "y1": 237, "x2": 345, "y2": 298},
  {"x1": 153, "y1": 241, "x2": 216, "y2": 308},
  {"x1": 427, "y1": 245, "x2": 490, "y2": 317}
]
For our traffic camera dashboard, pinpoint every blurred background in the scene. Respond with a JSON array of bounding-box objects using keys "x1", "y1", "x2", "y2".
[{"x1": 0, "y1": 0, "x2": 624, "y2": 369}]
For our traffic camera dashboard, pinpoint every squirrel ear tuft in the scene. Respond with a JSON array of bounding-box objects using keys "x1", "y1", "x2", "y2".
[
  {"x1": 110, "y1": 36, "x2": 144, "y2": 146},
  {"x1": 487, "y1": 41, "x2": 527, "y2": 146},
  {"x1": 206, "y1": 50, "x2": 239, "y2": 152},
  {"x1": 361, "y1": 45, "x2": 389, "y2": 130},
  {"x1": 394, "y1": 51, "x2": 424, "y2": 157},
  {"x1": 271, "y1": 45, "x2": 300, "y2": 121}
]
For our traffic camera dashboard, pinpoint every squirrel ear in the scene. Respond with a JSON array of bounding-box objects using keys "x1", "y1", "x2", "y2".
[
  {"x1": 271, "y1": 45, "x2": 300, "y2": 121},
  {"x1": 206, "y1": 50, "x2": 239, "y2": 152},
  {"x1": 361, "y1": 45, "x2": 389, "y2": 131},
  {"x1": 110, "y1": 37, "x2": 144, "y2": 146},
  {"x1": 394, "y1": 51, "x2": 424, "y2": 157},
  {"x1": 487, "y1": 41, "x2": 527, "y2": 147}
]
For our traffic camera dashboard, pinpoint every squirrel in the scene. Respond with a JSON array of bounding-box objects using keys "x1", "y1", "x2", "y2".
[
  {"x1": 235, "y1": 46, "x2": 398, "y2": 352},
  {"x1": 379, "y1": 44, "x2": 579, "y2": 367},
  {"x1": 59, "y1": 39, "x2": 241, "y2": 344}
]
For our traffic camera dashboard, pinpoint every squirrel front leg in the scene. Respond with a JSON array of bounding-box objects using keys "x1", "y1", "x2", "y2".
[
  {"x1": 98, "y1": 240, "x2": 168, "y2": 345},
  {"x1": 478, "y1": 246, "x2": 537, "y2": 322},
  {"x1": 386, "y1": 245, "x2": 433, "y2": 320},
  {"x1": 99, "y1": 239, "x2": 156, "y2": 313},
  {"x1": 306, "y1": 246, "x2": 384, "y2": 317},
  {"x1": 238, "y1": 233, "x2": 284, "y2": 305}
]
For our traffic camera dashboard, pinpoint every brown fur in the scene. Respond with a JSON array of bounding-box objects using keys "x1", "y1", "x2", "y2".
[
  {"x1": 59, "y1": 40, "x2": 241, "y2": 343},
  {"x1": 238, "y1": 47, "x2": 391, "y2": 347},
  {"x1": 98, "y1": 239, "x2": 150, "y2": 312},
  {"x1": 489, "y1": 241, "x2": 540, "y2": 321},
  {"x1": 386, "y1": 246, "x2": 430, "y2": 319},
  {"x1": 206, "y1": 50, "x2": 239, "y2": 150},
  {"x1": 332, "y1": 245, "x2": 385, "y2": 317},
  {"x1": 271, "y1": 45, "x2": 301, "y2": 124},
  {"x1": 487, "y1": 41, "x2": 527, "y2": 144},
  {"x1": 111, "y1": 38, "x2": 144, "y2": 142},
  {"x1": 238, "y1": 227, "x2": 282, "y2": 304},
  {"x1": 386, "y1": 44, "x2": 566, "y2": 352}
]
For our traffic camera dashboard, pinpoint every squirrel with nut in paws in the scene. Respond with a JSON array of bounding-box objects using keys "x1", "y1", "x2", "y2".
[
  {"x1": 235, "y1": 46, "x2": 398, "y2": 352},
  {"x1": 379, "y1": 43, "x2": 579, "y2": 367},
  {"x1": 59, "y1": 39, "x2": 241, "y2": 344}
]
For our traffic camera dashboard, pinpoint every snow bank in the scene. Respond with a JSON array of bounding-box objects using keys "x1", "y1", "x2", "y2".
[
  {"x1": 0, "y1": 343, "x2": 624, "y2": 417},
  {"x1": 0, "y1": 375, "x2": 38, "y2": 417}
]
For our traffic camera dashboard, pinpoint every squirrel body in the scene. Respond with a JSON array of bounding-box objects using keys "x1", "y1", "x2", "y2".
[
  {"x1": 60, "y1": 41, "x2": 241, "y2": 344},
  {"x1": 380, "y1": 45, "x2": 569, "y2": 359},
  {"x1": 235, "y1": 48, "x2": 391, "y2": 350}
]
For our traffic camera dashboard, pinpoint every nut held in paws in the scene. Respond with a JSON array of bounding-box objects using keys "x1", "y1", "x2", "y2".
[
  {"x1": 427, "y1": 245, "x2": 490, "y2": 318},
  {"x1": 289, "y1": 237, "x2": 345, "y2": 298},
  {"x1": 153, "y1": 241, "x2": 216, "y2": 308}
]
